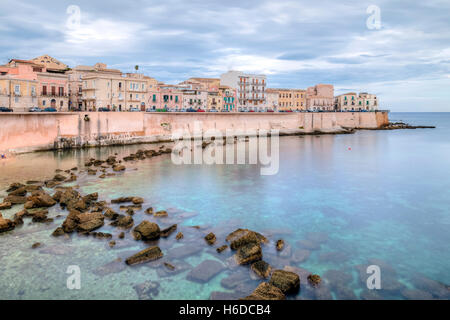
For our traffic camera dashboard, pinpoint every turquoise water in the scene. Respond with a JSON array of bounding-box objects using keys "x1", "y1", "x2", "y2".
[{"x1": 0, "y1": 112, "x2": 449, "y2": 300}]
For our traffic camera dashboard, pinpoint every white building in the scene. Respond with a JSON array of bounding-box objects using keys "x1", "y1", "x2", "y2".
[{"x1": 220, "y1": 70, "x2": 267, "y2": 111}]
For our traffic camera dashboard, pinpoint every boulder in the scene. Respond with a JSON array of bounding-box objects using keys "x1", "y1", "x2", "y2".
[
  {"x1": 52, "y1": 227, "x2": 65, "y2": 237},
  {"x1": 216, "y1": 245, "x2": 228, "y2": 253},
  {"x1": 133, "y1": 221, "x2": 160, "y2": 240},
  {"x1": 243, "y1": 282, "x2": 285, "y2": 300},
  {"x1": 187, "y1": 260, "x2": 225, "y2": 283},
  {"x1": 8, "y1": 187, "x2": 27, "y2": 196},
  {"x1": 104, "y1": 208, "x2": 119, "y2": 220},
  {"x1": 269, "y1": 270, "x2": 300, "y2": 293},
  {"x1": 25, "y1": 192, "x2": 57, "y2": 208},
  {"x1": 77, "y1": 218, "x2": 104, "y2": 232},
  {"x1": 0, "y1": 202, "x2": 12, "y2": 210},
  {"x1": 76, "y1": 212, "x2": 104, "y2": 224},
  {"x1": 154, "y1": 210, "x2": 168, "y2": 218},
  {"x1": 6, "y1": 182, "x2": 25, "y2": 193},
  {"x1": 145, "y1": 207, "x2": 154, "y2": 215},
  {"x1": 235, "y1": 243, "x2": 262, "y2": 265},
  {"x1": 4, "y1": 195, "x2": 27, "y2": 205},
  {"x1": 307, "y1": 274, "x2": 321, "y2": 287},
  {"x1": 31, "y1": 242, "x2": 42, "y2": 249},
  {"x1": 204, "y1": 232, "x2": 216, "y2": 245},
  {"x1": 160, "y1": 224, "x2": 177, "y2": 238},
  {"x1": 111, "y1": 197, "x2": 134, "y2": 204},
  {"x1": 226, "y1": 228, "x2": 267, "y2": 250},
  {"x1": 276, "y1": 239, "x2": 285, "y2": 251},
  {"x1": 110, "y1": 215, "x2": 134, "y2": 229},
  {"x1": 112, "y1": 165, "x2": 126, "y2": 172},
  {"x1": 53, "y1": 174, "x2": 67, "y2": 181},
  {"x1": 31, "y1": 209, "x2": 52, "y2": 223},
  {"x1": 132, "y1": 197, "x2": 144, "y2": 205},
  {"x1": 0, "y1": 213, "x2": 15, "y2": 233},
  {"x1": 125, "y1": 246, "x2": 163, "y2": 265},
  {"x1": 175, "y1": 232, "x2": 184, "y2": 240},
  {"x1": 251, "y1": 260, "x2": 272, "y2": 279}
]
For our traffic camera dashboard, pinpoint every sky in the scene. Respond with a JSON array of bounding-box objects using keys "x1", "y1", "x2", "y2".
[{"x1": 0, "y1": 0, "x2": 449, "y2": 111}]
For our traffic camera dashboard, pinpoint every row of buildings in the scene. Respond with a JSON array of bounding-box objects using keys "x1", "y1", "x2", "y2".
[{"x1": 0, "y1": 55, "x2": 379, "y2": 112}]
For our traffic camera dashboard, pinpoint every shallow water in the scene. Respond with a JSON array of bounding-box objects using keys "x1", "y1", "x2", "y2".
[{"x1": 0, "y1": 112, "x2": 449, "y2": 300}]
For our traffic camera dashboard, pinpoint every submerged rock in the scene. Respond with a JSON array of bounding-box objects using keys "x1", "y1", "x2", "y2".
[
  {"x1": 133, "y1": 281, "x2": 160, "y2": 300},
  {"x1": 243, "y1": 282, "x2": 285, "y2": 300},
  {"x1": 145, "y1": 207, "x2": 154, "y2": 215},
  {"x1": 204, "y1": 232, "x2": 217, "y2": 245},
  {"x1": 125, "y1": 246, "x2": 163, "y2": 265},
  {"x1": 235, "y1": 243, "x2": 262, "y2": 265},
  {"x1": 269, "y1": 270, "x2": 300, "y2": 294},
  {"x1": 251, "y1": 260, "x2": 272, "y2": 279},
  {"x1": 291, "y1": 248, "x2": 310, "y2": 263},
  {"x1": 187, "y1": 260, "x2": 225, "y2": 283},
  {"x1": 94, "y1": 258, "x2": 126, "y2": 276},
  {"x1": 132, "y1": 221, "x2": 160, "y2": 240}
]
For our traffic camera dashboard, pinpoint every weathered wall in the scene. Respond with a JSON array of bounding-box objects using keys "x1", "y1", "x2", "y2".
[{"x1": 0, "y1": 111, "x2": 389, "y2": 153}]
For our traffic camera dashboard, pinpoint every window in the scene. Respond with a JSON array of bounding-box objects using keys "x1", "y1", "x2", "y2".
[
  {"x1": 43, "y1": 100, "x2": 46, "y2": 106},
  {"x1": 14, "y1": 85, "x2": 20, "y2": 94}
]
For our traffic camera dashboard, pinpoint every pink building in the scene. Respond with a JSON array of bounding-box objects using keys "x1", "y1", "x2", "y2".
[
  {"x1": 0, "y1": 57, "x2": 69, "y2": 111},
  {"x1": 306, "y1": 84, "x2": 335, "y2": 111},
  {"x1": 148, "y1": 84, "x2": 184, "y2": 111}
]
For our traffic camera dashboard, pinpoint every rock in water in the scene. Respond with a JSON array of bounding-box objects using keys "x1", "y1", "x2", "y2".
[
  {"x1": 175, "y1": 232, "x2": 184, "y2": 240},
  {"x1": 251, "y1": 260, "x2": 272, "y2": 279},
  {"x1": 276, "y1": 239, "x2": 285, "y2": 251},
  {"x1": 226, "y1": 228, "x2": 267, "y2": 250},
  {"x1": 132, "y1": 221, "x2": 160, "y2": 240},
  {"x1": 110, "y1": 215, "x2": 134, "y2": 229},
  {"x1": 269, "y1": 270, "x2": 300, "y2": 293},
  {"x1": 0, "y1": 213, "x2": 15, "y2": 233},
  {"x1": 133, "y1": 281, "x2": 160, "y2": 300},
  {"x1": 160, "y1": 224, "x2": 177, "y2": 238},
  {"x1": 307, "y1": 274, "x2": 321, "y2": 287},
  {"x1": 243, "y1": 282, "x2": 285, "y2": 300},
  {"x1": 216, "y1": 245, "x2": 228, "y2": 253},
  {"x1": 235, "y1": 243, "x2": 262, "y2": 265},
  {"x1": 204, "y1": 232, "x2": 216, "y2": 245},
  {"x1": 0, "y1": 202, "x2": 12, "y2": 210},
  {"x1": 125, "y1": 246, "x2": 163, "y2": 265},
  {"x1": 187, "y1": 260, "x2": 225, "y2": 283},
  {"x1": 154, "y1": 210, "x2": 168, "y2": 218}
]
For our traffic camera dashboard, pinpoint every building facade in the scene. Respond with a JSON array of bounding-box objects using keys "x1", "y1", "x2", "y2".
[
  {"x1": 273, "y1": 88, "x2": 306, "y2": 111},
  {"x1": 81, "y1": 73, "x2": 148, "y2": 111},
  {"x1": 265, "y1": 89, "x2": 279, "y2": 111},
  {"x1": 182, "y1": 90, "x2": 207, "y2": 110},
  {"x1": 220, "y1": 70, "x2": 266, "y2": 111},
  {"x1": 0, "y1": 57, "x2": 69, "y2": 111},
  {"x1": 148, "y1": 84, "x2": 183, "y2": 111},
  {"x1": 335, "y1": 92, "x2": 378, "y2": 111},
  {"x1": 306, "y1": 84, "x2": 335, "y2": 111},
  {"x1": 219, "y1": 86, "x2": 236, "y2": 112}
]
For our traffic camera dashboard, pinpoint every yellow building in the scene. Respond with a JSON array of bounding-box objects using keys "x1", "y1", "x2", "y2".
[
  {"x1": 81, "y1": 73, "x2": 148, "y2": 111},
  {"x1": 272, "y1": 88, "x2": 306, "y2": 111},
  {"x1": 0, "y1": 78, "x2": 38, "y2": 111}
]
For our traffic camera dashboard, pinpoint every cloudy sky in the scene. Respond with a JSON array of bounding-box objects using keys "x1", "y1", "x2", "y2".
[{"x1": 1, "y1": 0, "x2": 449, "y2": 111}]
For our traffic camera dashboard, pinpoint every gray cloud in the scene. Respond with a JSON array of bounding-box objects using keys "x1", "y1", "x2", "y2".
[{"x1": 0, "y1": 0, "x2": 449, "y2": 111}]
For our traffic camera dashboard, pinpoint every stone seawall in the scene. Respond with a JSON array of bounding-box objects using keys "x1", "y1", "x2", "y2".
[{"x1": 0, "y1": 111, "x2": 389, "y2": 154}]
